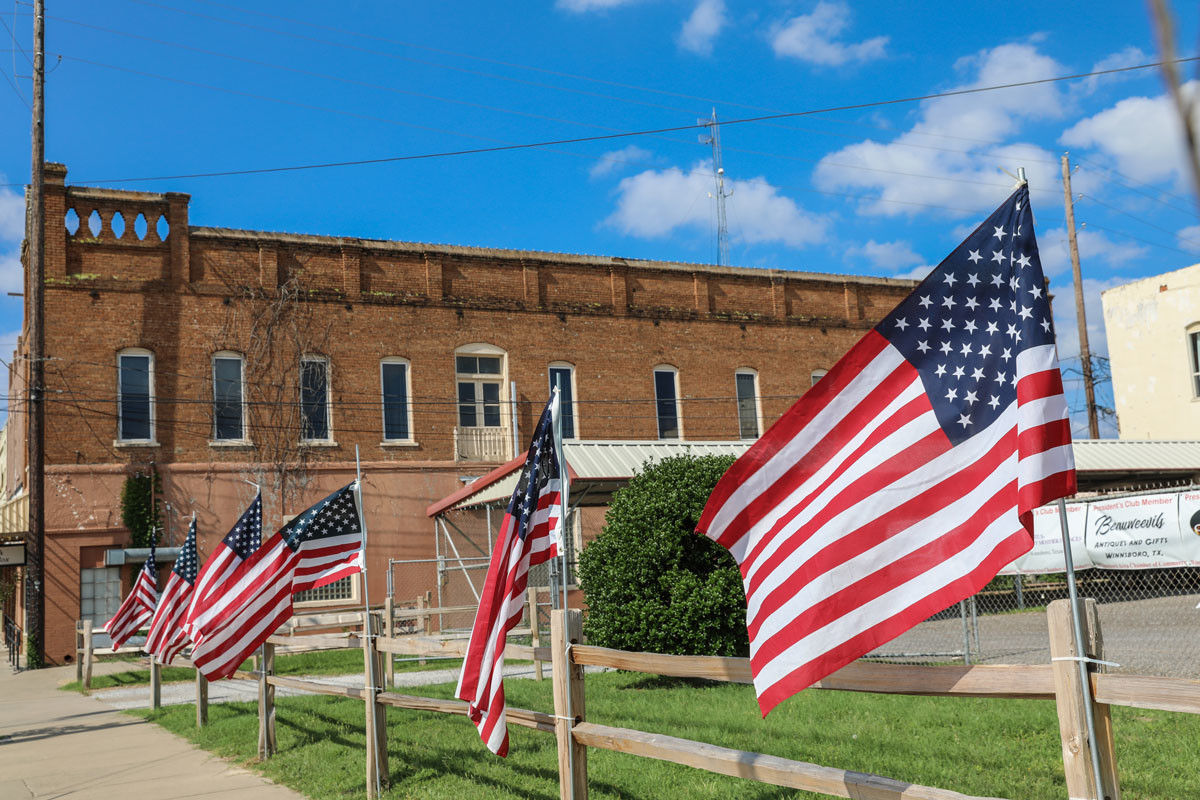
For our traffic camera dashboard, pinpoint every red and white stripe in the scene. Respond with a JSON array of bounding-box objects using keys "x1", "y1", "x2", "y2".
[
  {"x1": 189, "y1": 531, "x2": 362, "y2": 681},
  {"x1": 144, "y1": 571, "x2": 194, "y2": 665},
  {"x1": 104, "y1": 565, "x2": 157, "y2": 649},
  {"x1": 456, "y1": 479, "x2": 561, "y2": 756},
  {"x1": 697, "y1": 331, "x2": 1073, "y2": 715},
  {"x1": 184, "y1": 543, "x2": 246, "y2": 646}
]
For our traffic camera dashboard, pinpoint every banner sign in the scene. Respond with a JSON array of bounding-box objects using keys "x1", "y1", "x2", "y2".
[
  {"x1": 1001, "y1": 503, "x2": 1091, "y2": 575},
  {"x1": 1086, "y1": 493, "x2": 1189, "y2": 570}
]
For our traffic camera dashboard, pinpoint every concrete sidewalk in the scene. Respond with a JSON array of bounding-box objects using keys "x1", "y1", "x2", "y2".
[{"x1": 0, "y1": 660, "x2": 301, "y2": 799}]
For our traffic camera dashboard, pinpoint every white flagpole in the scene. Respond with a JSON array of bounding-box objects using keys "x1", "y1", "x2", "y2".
[
  {"x1": 353, "y1": 446, "x2": 382, "y2": 799},
  {"x1": 551, "y1": 386, "x2": 570, "y2": 611}
]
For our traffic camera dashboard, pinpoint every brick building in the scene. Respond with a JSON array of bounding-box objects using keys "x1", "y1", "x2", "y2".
[{"x1": 4, "y1": 163, "x2": 914, "y2": 663}]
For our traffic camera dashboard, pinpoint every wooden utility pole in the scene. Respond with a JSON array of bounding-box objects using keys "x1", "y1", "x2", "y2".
[
  {"x1": 1061, "y1": 153, "x2": 1100, "y2": 440},
  {"x1": 25, "y1": 0, "x2": 46, "y2": 668}
]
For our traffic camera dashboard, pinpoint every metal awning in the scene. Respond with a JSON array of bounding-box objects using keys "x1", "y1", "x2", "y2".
[{"x1": 426, "y1": 438, "x2": 1200, "y2": 516}]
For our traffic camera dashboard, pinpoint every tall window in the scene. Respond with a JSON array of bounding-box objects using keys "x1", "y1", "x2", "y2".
[
  {"x1": 117, "y1": 348, "x2": 154, "y2": 442},
  {"x1": 456, "y1": 347, "x2": 505, "y2": 429},
  {"x1": 549, "y1": 362, "x2": 576, "y2": 439},
  {"x1": 300, "y1": 356, "x2": 331, "y2": 441},
  {"x1": 735, "y1": 370, "x2": 760, "y2": 439},
  {"x1": 1190, "y1": 330, "x2": 1200, "y2": 397},
  {"x1": 654, "y1": 366, "x2": 681, "y2": 439},
  {"x1": 381, "y1": 358, "x2": 412, "y2": 441},
  {"x1": 212, "y1": 352, "x2": 245, "y2": 441}
]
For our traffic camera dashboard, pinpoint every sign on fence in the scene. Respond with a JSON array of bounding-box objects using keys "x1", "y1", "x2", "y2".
[{"x1": 1004, "y1": 503, "x2": 1091, "y2": 575}]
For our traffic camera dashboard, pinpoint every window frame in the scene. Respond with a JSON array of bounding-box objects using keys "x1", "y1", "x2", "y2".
[
  {"x1": 299, "y1": 355, "x2": 334, "y2": 444},
  {"x1": 116, "y1": 347, "x2": 156, "y2": 445},
  {"x1": 380, "y1": 356, "x2": 415, "y2": 445},
  {"x1": 734, "y1": 368, "x2": 762, "y2": 440},
  {"x1": 653, "y1": 365, "x2": 682, "y2": 440},
  {"x1": 811, "y1": 368, "x2": 829, "y2": 387},
  {"x1": 548, "y1": 361, "x2": 578, "y2": 440},
  {"x1": 211, "y1": 351, "x2": 248, "y2": 444},
  {"x1": 1189, "y1": 326, "x2": 1200, "y2": 398},
  {"x1": 293, "y1": 574, "x2": 360, "y2": 608},
  {"x1": 454, "y1": 344, "x2": 508, "y2": 430}
]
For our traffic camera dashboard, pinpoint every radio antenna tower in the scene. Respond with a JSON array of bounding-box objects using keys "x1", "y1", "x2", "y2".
[{"x1": 699, "y1": 108, "x2": 732, "y2": 266}]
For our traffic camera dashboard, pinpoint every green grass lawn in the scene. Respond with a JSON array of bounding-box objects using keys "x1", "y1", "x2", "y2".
[{"x1": 132, "y1": 671, "x2": 1200, "y2": 799}]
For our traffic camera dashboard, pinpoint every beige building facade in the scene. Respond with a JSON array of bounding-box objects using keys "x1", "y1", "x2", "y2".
[{"x1": 1102, "y1": 263, "x2": 1200, "y2": 439}]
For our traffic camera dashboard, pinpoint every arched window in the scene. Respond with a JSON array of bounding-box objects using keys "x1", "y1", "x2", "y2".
[
  {"x1": 212, "y1": 351, "x2": 245, "y2": 442},
  {"x1": 380, "y1": 357, "x2": 414, "y2": 442},
  {"x1": 548, "y1": 361, "x2": 577, "y2": 439},
  {"x1": 300, "y1": 355, "x2": 332, "y2": 442},
  {"x1": 735, "y1": 368, "x2": 761, "y2": 439},
  {"x1": 116, "y1": 347, "x2": 155, "y2": 443},
  {"x1": 653, "y1": 365, "x2": 681, "y2": 440}
]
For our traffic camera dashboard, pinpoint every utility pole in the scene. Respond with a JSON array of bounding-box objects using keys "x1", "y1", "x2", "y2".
[
  {"x1": 25, "y1": 0, "x2": 46, "y2": 667},
  {"x1": 699, "y1": 109, "x2": 732, "y2": 267},
  {"x1": 1061, "y1": 153, "x2": 1100, "y2": 440}
]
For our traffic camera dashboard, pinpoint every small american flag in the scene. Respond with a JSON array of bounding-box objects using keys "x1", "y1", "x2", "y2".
[
  {"x1": 105, "y1": 542, "x2": 157, "y2": 649},
  {"x1": 189, "y1": 483, "x2": 364, "y2": 681},
  {"x1": 457, "y1": 393, "x2": 567, "y2": 757},
  {"x1": 697, "y1": 186, "x2": 1074, "y2": 715},
  {"x1": 145, "y1": 517, "x2": 199, "y2": 665},
  {"x1": 184, "y1": 493, "x2": 262, "y2": 646}
]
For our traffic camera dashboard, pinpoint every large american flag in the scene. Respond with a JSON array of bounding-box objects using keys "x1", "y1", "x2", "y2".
[
  {"x1": 144, "y1": 517, "x2": 198, "y2": 665},
  {"x1": 457, "y1": 393, "x2": 566, "y2": 756},
  {"x1": 189, "y1": 483, "x2": 364, "y2": 681},
  {"x1": 184, "y1": 493, "x2": 262, "y2": 646},
  {"x1": 697, "y1": 186, "x2": 1074, "y2": 716},
  {"x1": 105, "y1": 543, "x2": 158, "y2": 649}
]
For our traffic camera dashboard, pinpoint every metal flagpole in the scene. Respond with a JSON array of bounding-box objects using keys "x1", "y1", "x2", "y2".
[
  {"x1": 1055, "y1": 499, "x2": 1106, "y2": 798},
  {"x1": 353, "y1": 446, "x2": 382, "y2": 799},
  {"x1": 551, "y1": 386, "x2": 570, "y2": 611}
]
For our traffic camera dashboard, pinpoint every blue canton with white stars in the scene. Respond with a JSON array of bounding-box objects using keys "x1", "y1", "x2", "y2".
[
  {"x1": 223, "y1": 494, "x2": 263, "y2": 559},
  {"x1": 280, "y1": 483, "x2": 362, "y2": 551},
  {"x1": 174, "y1": 519, "x2": 199, "y2": 585},
  {"x1": 508, "y1": 401, "x2": 561, "y2": 542},
  {"x1": 876, "y1": 186, "x2": 1055, "y2": 446}
]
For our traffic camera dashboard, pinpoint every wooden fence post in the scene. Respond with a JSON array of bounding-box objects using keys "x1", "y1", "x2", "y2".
[
  {"x1": 75, "y1": 621, "x2": 83, "y2": 682},
  {"x1": 383, "y1": 596, "x2": 395, "y2": 688},
  {"x1": 1047, "y1": 598, "x2": 1120, "y2": 800},
  {"x1": 551, "y1": 608, "x2": 587, "y2": 800},
  {"x1": 529, "y1": 586, "x2": 543, "y2": 681},
  {"x1": 150, "y1": 657, "x2": 161, "y2": 710},
  {"x1": 196, "y1": 669, "x2": 208, "y2": 728},
  {"x1": 363, "y1": 611, "x2": 389, "y2": 798},
  {"x1": 257, "y1": 642, "x2": 276, "y2": 759},
  {"x1": 82, "y1": 623, "x2": 93, "y2": 691}
]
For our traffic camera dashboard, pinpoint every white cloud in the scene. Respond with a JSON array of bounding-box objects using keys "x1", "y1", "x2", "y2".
[
  {"x1": 1179, "y1": 224, "x2": 1200, "y2": 254},
  {"x1": 589, "y1": 145, "x2": 653, "y2": 179},
  {"x1": 1082, "y1": 46, "x2": 1150, "y2": 93},
  {"x1": 0, "y1": 249, "x2": 21, "y2": 295},
  {"x1": 847, "y1": 238, "x2": 924, "y2": 271},
  {"x1": 0, "y1": 185, "x2": 24, "y2": 243},
  {"x1": 1061, "y1": 81, "x2": 1200, "y2": 186},
  {"x1": 1036, "y1": 226, "x2": 1147, "y2": 278},
  {"x1": 606, "y1": 161, "x2": 827, "y2": 249},
  {"x1": 769, "y1": 1, "x2": 887, "y2": 66},
  {"x1": 814, "y1": 44, "x2": 1072, "y2": 217},
  {"x1": 678, "y1": 0, "x2": 726, "y2": 56},
  {"x1": 557, "y1": 0, "x2": 641, "y2": 11}
]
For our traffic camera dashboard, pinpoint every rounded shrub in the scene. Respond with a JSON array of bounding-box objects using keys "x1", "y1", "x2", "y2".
[{"x1": 577, "y1": 453, "x2": 749, "y2": 657}]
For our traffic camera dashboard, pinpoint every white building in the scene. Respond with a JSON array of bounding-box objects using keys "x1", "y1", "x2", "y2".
[{"x1": 1101, "y1": 263, "x2": 1200, "y2": 439}]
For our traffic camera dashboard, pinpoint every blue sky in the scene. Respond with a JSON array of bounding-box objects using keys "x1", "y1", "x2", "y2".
[{"x1": 1, "y1": 0, "x2": 1198, "y2": 436}]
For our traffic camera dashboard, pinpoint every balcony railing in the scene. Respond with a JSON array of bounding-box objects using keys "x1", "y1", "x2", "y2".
[
  {"x1": 0, "y1": 492, "x2": 27, "y2": 535},
  {"x1": 454, "y1": 425, "x2": 511, "y2": 462}
]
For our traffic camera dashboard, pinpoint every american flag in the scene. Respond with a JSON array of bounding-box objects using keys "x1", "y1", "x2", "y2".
[
  {"x1": 697, "y1": 186, "x2": 1074, "y2": 716},
  {"x1": 184, "y1": 493, "x2": 262, "y2": 646},
  {"x1": 144, "y1": 517, "x2": 198, "y2": 665},
  {"x1": 105, "y1": 542, "x2": 158, "y2": 649},
  {"x1": 457, "y1": 393, "x2": 567, "y2": 756},
  {"x1": 188, "y1": 483, "x2": 364, "y2": 681}
]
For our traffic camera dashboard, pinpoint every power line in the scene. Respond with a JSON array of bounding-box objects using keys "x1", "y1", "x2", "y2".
[{"x1": 5, "y1": 54, "x2": 1196, "y2": 188}]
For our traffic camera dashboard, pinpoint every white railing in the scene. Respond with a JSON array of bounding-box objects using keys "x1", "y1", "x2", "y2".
[
  {"x1": 0, "y1": 492, "x2": 27, "y2": 535},
  {"x1": 453, "y1": 425, "x2": 510, "y2": 462}
]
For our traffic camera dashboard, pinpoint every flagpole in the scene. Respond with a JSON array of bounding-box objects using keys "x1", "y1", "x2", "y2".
[
  {"x1": 353, "y1": 446, "x2": 382, "y2": 799},
  {"x1": 551, "y1": 385, "x2": 570, "y2": 612}
]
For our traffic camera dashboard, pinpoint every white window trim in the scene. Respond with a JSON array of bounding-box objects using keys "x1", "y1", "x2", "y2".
[
  {"x1": 292, "y1": 574, "x2": 361, "y2": 608},
  {"x1": 211, "y1": 351, "x2": 250, "y2": 445},
  {"x1": 116, "y1": 347, "x2": 157, "y2": 445},
  {"x1": 454, "y1": 344, "x2": 509, "y2": 429},
  {"x1": 548, "y1": 361, "x2": 578, "y2": 439},
  {"x1": 653, "y1": 365, "x2": 683, "y2": 440},
  {"x1": 1187, "y1": 326, "x2": 1200, "y2": 400},
  {"x1": 734, "y1": 368, "x2": 762, "y2": 440},
  {"x1": 300, "y1": 355, "x2": 334, "y2": 444},
  {"x1": 811, "y1": 368, "x2": 829, "y2": 387},
  {"x1": 380, "y1": 356, "x2": 416, "y2": 444}
]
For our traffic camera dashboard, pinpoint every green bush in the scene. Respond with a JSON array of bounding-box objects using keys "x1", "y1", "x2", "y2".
[
  {"x1": 120, "y1": 470, "x2": 162, "y2": 548},
  {"x1": 578, "y1": 454, "x2": 749, "y2": 657}
]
